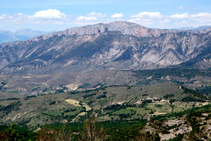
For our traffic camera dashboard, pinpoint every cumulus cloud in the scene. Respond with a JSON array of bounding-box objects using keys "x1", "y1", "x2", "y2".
[
  {"x1": 77, "y1": 16, "x2": 98, "y2": 21},
  {"x1": 191, "y1": 13, "x2": 211, "y2": 18},
  {"x1": 131, "y1": 12, "x2": 163, "y2": 19},
  {"x1": 88, "y1": 12, "x2": 106, "y2": 18},
  {"x1": 170, "y1": 13, "x2": 189, "y2": 19},
  {"x1": 31, "y1": 9, "x2": 66, "y2": 19},
  {"x1": 111, "y1": 13, "x2": 124, "y2": 18}
]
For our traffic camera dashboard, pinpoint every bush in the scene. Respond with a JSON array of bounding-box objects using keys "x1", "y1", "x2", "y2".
[{"x1": 49, "y1": 101, "x2": 56, "y2": 105}]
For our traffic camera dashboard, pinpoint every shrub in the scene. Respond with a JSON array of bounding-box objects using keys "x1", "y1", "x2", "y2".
[{"x1": 49, "y1": 101, "x2": 56, "y2": 105}]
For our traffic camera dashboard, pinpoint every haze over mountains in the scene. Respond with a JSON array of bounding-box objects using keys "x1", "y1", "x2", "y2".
[
  {"x1": 0, "y1": 21, "x2": 211, "y2": 75},
  {"x1": 0, "y1": 29, "x2": 47, "y2": 44}
]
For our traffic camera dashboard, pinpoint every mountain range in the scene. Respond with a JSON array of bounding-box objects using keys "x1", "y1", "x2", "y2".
[{"x1": 0, "y1": 21, "x2": 211, "y2": 75}]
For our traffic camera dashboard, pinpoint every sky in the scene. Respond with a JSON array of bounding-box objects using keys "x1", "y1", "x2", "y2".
[{"x1": 0, "y1": 0, "x2": 211, "y2": 32}]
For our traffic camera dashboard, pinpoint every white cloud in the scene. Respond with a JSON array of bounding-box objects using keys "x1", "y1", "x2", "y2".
[
  {"x1": 77, "y1": 12, "x2": 107, "y2": 22},
  {"x1": 111, "y1": 13, "x2": 124, "y2": 18},
  {"x1": 131, "y1": 12, "x2": 163, "y2": 19},
  {"x1": 88, "y1": 12, "x2": 106, "y2": 18},
  {"x1": 182, "y1": 20, "x2": 189, "y2": 24},
  {"x1": 190, "y1": 13, "x2": 211, "y2": 21},
  {"x1": 170, "y1": 13, "x2": 189, "y2": 19},
  {"x1": 31, "y1": 9, "x2": 66, "y2": 19},
  {"x1": 0, "y1": 14, "x2": 6, "y2": 19},
  {"x1": 179, "y1": 6, "x2": 183, "y2": 9},
  {"x1": 191, "y1": 13, "x2": 211, "y2": 18},
  {"x1": 1, "y1": 10, "x2": 211, "y2": 31},
  {"x1": 17, "y1": 13, "x2": 23, "y2": 16},
  {"x1": 128, "y1": 18, "x2": 156, "y2": 27},
  {"x1": 159, "y1": 19, "x2": 170, "y2": 23},
  {"x1": 77, "y1": 16, "x2": 98, "y2": 21}
]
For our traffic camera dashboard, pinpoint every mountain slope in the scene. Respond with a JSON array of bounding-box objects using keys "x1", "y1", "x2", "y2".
[
  {"x1": 179, "y1": 40, "x2": 211, "y2": 69},
  {"x1": 0, "y1": 21, "x2": 211, "y2": 74}
]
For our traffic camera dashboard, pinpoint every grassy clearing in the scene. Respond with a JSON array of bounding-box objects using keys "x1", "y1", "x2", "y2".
[
  {"x1": 147, "y1": 103, "x2": 172, "y2": 114},
  {"x1": 7, "y1": 90, "x2": 20, "y2": 94},
  {"x1": 65, "y1": 99, "x2": 81, "y2": 107},
  {"x1": 113, "y1": 109, "x2": 133, "y2": 115},
  {"x1": 82, "y1": 103, "x2": 92, "y2": 111},
  {"x1": 127, "y1": 107, "x2": 151, "y2": 115},
  {"x1": 78, "y1": 112, "x2": 87, "y2": 116},
  {"x1": 65, "y1": 83, "x2": 80, "y2": 91}
]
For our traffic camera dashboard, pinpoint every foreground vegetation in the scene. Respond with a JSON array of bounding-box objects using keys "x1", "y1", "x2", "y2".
[
  {"x1": 1, "y1": 82, "x2": 211, "y2": 140},
  {"x1": 1, "y1": 104, "x2": 211, "y2": 140}
]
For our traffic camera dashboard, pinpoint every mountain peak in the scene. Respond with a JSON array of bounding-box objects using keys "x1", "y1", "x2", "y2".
[{"x1": 63, "y1": 21, "x2": 163, "y2": 37}]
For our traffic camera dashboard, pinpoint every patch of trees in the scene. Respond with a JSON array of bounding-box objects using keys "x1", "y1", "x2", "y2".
[
  {"x1": 49, "y1": 101, "x2": 56, "y2": 105},
  {"x1": 0, "y1": 123, "x2": 36, "y2": 141},
  {"x1": 0, "y1": 117, "x2": 155, "y2": 140},
  {"x1": 142, "y1": 94, "x2": 148, "y2": 96},
  {"x1": 181, "y1": 86, "x2": 208, "y2": 100},
  {"x1": 181, "y1": 96, "x2": 205, "y2": 102},
  {"x1": 96, "y1": 94, "x2": 106, "y2": 99},
  {"x1": 134, "y1": 68, "x2": 211, "y2": 79},
  {"x1": 0, "y1": 101, "x2": 22, "y2": 114},
  {"x1": 5, "y1": 98, "x2": 20, "y2": 100},
  {"x1": 104, "y1": 104, "x2": 122, "y2": 110},
  {"x1": 196, "y1": 86, "x2": 211, "y2": 95},
  {"x1": 83, "y1": 93, "x2": 96, "y2": 99},
  {"x1": 163, "y1": 94, "x2": 174, "y2": 99},
  {"x1": 24, "y1": 95, "x2": 36, "y2": 100}
]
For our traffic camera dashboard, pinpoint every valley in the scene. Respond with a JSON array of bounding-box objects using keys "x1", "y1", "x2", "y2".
[
  {"x1": 0, "y1": 83, "x2": 209, "y2": 127},
  {"x1": 0, "y1": 21, "x2": 211, "y2": 140}
]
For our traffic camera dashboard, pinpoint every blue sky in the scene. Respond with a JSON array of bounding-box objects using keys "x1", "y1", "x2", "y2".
[{"x1": 0, "y1": 0, "x2": 211, "y2": 31}]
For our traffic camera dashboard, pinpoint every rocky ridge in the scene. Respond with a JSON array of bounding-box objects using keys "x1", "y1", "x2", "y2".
[{"x1": 30, "y1": 21, "x2": 211, "y2": 42}]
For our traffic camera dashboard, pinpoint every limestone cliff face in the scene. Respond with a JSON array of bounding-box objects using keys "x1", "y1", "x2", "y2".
[{"x1": 0, "y1": 21, "x2": 211, "y2": 74}]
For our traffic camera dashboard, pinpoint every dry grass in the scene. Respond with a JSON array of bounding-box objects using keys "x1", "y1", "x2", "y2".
[{"x1": 65, "y1": 99, "x2": 81, "y2": 107}]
